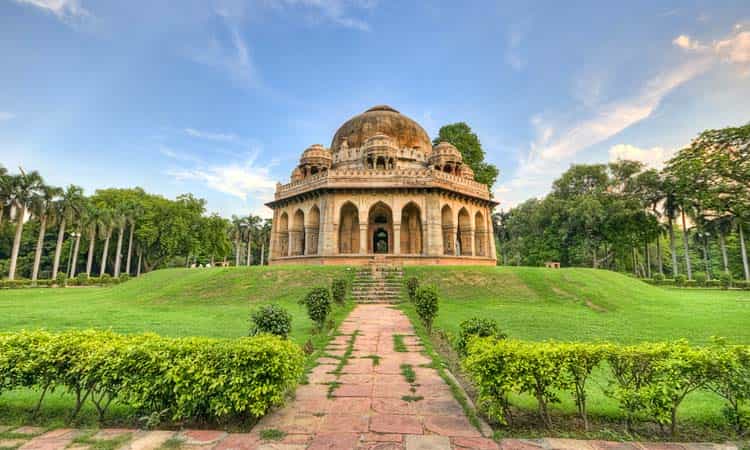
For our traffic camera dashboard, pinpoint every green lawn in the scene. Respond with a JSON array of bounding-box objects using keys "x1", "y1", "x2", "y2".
[
  {"x1": 405, "y1": 265, "x2": 750, "y2": 345},
  {"x1": 0, "y1": 266, "x2": 352, "y2": 343}
]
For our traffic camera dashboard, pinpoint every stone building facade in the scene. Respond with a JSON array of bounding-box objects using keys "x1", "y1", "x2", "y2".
[{"x1": 266, "y1": 105, "x2": 498, "y2": 265}]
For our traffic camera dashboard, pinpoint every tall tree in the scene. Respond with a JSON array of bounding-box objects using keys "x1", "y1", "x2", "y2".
[
  {"x1": 30, "y1": 184, "x2": 62, "y2": 282},
  {"x1": 433, "y1": 122, "x2": 500, "y2": 190},
  {"x1": 51, "y1": 185, "x2": 85, "y2": 278},
  {"x1": 98, "y1": 208, "x2": 115, "y2": 276},
  {"x1": 3, "y1": 169, "x2": 45, "y2": 280}
]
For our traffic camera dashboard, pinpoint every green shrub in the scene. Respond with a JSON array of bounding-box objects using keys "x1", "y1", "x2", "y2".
[
  {"x1": 331, "y1": 278, "x2": 347, "y2": 305},
  {"x1": 100, "y1": 273, "x2": 112, "y2": 284},
  {"x1": 55, "y1": 272, "x2": 67, "y2": 287},
  {"x1": 76, "y1": 272, "x2": 89, "y2": 283},
  {"x1": 720, "y1": 272, "x2": 734, "y2": 290},
  {"x1": 674, "y1": 274, "x2": 687, "y2": 286},
  {"x1": 119, "y1": 273, "x2": 130, "y2": 283},
  {"x1": 299, "y1": 287, "x2": 332, "y2": 330},
  {"x1": 0, "y1": 330, "x2": 304, "y2": 421},
  {"x1": 455, "y1": 317, "x2": 506, "y2": 357},
  {"x1": 694, "y1": 272, "x2": 707, "y2": 286},
  {"x1": 406, "y1": 277, "x2": 419, "y2": 302},
  {"x1": 250, "y1": 304, "x2": 292, "y2": 339},
  {"x1": 652, "y1": 273, "x2": 665, "y2": 282},
  {"x1": 414, "y1": 285, "x2": 439, "y2": 333}
]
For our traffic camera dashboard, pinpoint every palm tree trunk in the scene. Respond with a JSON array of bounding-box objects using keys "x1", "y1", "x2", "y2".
[
  {"x1": 681, "y1": 209, "x2": 692, "y2": 280},
  {"x1": 126, "y1": 223, "x2": 134, "y2": 275},
  {"x1": 260, "y1": 242, "x2": 265, "y2": 266},
  {"x1": 719, "y1": 231, "x2": 729, "y2": 273},
  {"x1": 246, "y1": 240, "x2": 252, "y2": 266},
  {"x1": 32, "y1": 214, "x2": 48, "y2": 282},
  {"x1": 669, "y1": 217, "x2": 678, "y2": 277},
  {"x1": 645, "y1": 242, "x2": 651, "y2": 278},
  {"x1": 632, "y1": 247, "x2": 638, "y2": 276},
  {"x1": 100, "y1": 229, "x2": 111, "y2": 276},
  {"x1": 235, "y1": 239, "x2": 240, "y2": 266},
  {"x1": 656, "y1": 236, "x2": 664, "y2": 275},
  {"x1": 114, "y1": 224, "x2": 124, "y2": 277},
  {"x1": 740, "y1": 223, "x2": 750, "y2": 282},
  {"x1": 86, "y1": 229, "x2": 96, "y2": 275},
  {"x1": 52, "y1": 217, "x2": 66, "y2": 277},
  {"x1": 70, "y1": 233, "x2": 81, "y2": 278},
  {"x1": 703, "y1": 236, "x2": 711, "y2": 280},
  {"x1": 137, "y1": 248, "x2": 142, "y2": 277},
  {"x1": 8, "y1": 205, "x2": 27, "y2": 281}
]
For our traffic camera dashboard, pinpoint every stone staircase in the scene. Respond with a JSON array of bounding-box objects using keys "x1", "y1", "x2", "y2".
[{"x1": 351, "y1": 260, "x2": 404, "y2": 303}]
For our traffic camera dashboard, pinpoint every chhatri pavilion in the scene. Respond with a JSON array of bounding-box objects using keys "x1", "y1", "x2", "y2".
[{"x1": 266, "y1": 105, "x2": 498, "y2": 265}]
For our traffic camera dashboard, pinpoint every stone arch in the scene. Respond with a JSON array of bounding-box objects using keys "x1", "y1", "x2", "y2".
[
  {"x1": 458, "y1": 207, "x2": 473, "y2": 256},
  {"x1": 474, "y1": 210, "x2": 487, "y2": 257},
  {"x1": 291, "y1": 209, "x2": 305, "y2": 256},
  {"x1": 306, "y1": 205, "x2": 321, "y2": 255},
  {"x1": 278, "y1": 212, "x2": 289, "y2": 257},
  {"x1": 368, "y1": 202, "x2": 393, "y2": 254},
  {"x1": 441, "y1": 204, "x2": 455, "y2": 255},
  {"x1": 400, "y1": 202, "x2": 423, "y2": 255},
  {"x1": 339, "y1": 202, "x2": 359, "y2": 254}
]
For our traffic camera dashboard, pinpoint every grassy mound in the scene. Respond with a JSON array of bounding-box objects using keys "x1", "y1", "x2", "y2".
[
  {"x1": 0, "y1": 266, "x2": 350, "y2": 343},
  {"x1": 405, "y1": 266, "x2": 750, "y2": 344}
]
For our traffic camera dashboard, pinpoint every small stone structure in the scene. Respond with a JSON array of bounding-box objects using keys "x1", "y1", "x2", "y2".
[
  {"x1": 544, "y1": 261, "x2": 561, "y2": 269},
  {"x1": 266, "y1": 105, "x2": 498, "y2": 266}
]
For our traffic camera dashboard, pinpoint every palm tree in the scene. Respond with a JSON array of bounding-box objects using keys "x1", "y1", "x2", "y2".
[
  {"x1": 98, "y1": 209, "x2": 115, "y2": 276},
  {"x1": 3, "y1": 169, "x2": 45, "y2": 280},
  {"x1": 112, "y1": 205, "x2": 129, "y2": 277},
  {"x1": 30, "y1": 184, "x2": 62, "y2": 282},
  {"x1": 82, "y1": 203, "x2": 100, "y2": 276},
  {"x1": 51, "y1": 185, "x2": 85, "y2": 278},
  {"x1": 230, "y1": 215, "x2": 247, "y2": 266},
  {"x1": 244, "y1": 215, "x2": 261, "y2": 265},
  {"x1": 125, "y1": 203, "x2": 143, "y2": 275},
  {"x1": 0, "y1": 164, "x2": 8, "y2": 229},
  {"x1": 740, "y1": 222, "x2": 750, "y2": 281}
]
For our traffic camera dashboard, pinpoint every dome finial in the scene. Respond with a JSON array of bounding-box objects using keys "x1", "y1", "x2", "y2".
[{"x1": 365, "y1": 105, "x2": 399, "y2": 113}]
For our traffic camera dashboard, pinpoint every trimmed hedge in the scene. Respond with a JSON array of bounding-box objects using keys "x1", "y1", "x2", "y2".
[
  {"x1": 0, "y1": 330, "x2": 304, "y2": 421},
  {"x1": 644, "y1": 277, "x2": 750, "y2": 290},
  {"x1": 463, "y1": 338, "x2": 750, "y2": 435},
  {"x1": 0, "y1": 275, "x2": 131, "y2": 289}
]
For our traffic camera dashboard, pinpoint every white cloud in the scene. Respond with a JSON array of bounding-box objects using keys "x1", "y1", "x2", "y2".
[
  {"x1": 277, "y1": 0, "x2": 376, "y2": 31},
  {"x1": 14, "y1": 0, "x2": 88, "y2": 20},
  {"x1": 674, "y1": 29, "x2": 750, "y2": 75},
  {"x1": 0, "y1": 112, "x2": 15, "y2": 121},
  {"x1": 608, "y1": 144, "x2": 675, "y2": 169},
  {"x1": 159, "y1": 146, "x2": 203, "y2": 164},
  {"x1": 168, "y1": 157, "x2": 277, "y2": 218},
  {"x1": 184, "y1": 128, "x2": 238, "y2": 142}
]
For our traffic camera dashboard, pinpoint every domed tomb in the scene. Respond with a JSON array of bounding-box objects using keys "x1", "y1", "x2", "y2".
[{"x1": 331, "y1": 105, "x2": 432, "y2": 156}]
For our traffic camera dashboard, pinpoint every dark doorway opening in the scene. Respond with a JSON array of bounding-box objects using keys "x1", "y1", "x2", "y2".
[{"x1": 373, "y1": 228, "x2": 389, "y2": 253}]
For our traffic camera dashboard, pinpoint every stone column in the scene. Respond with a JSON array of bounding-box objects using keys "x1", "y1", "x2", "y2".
[
  {"x1": 488, "y1": 209, "x2": 498, "y2": 260},
  {"x1": 425, "y1": 193, "x2": 443, "y2": 256},
  {"x1": 305, "y1": 227, "x2": 319, "y2": 255},
  {"x1": 320, "y1": 196, "x2": 336, "y2": 256},
  {"x1": 359, "y1": 223, "x2": 368, "y2": 254},
  {"x1": 467, "y1": 230, "x2": 475, "y2": 257},
  {"x1": 268, "y1": 210, "x2": 278, "y2": 260},
  {"x1": 393, "y1": 223, "x2": 401, "y2": 254},
  {"x1": 288, "y1": 231, "x2": 295, "y2": 256}
]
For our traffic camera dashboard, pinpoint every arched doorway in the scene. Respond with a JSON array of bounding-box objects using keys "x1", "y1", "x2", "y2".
[
  {"x1": 291, "y1": 209, "x2": 305, "y2": 256},
  {"x1": 475, "y1": 211, "x2": 486, "y2": 257},
  {"x1": 441, "y1": 205, "x2": 454, "y2": 255},
  {"x1": 307, "y1": 205, "x2": 320, "y2": 255},
  {"x1": 278, "y1": 212, "x2": 289, "y2": 257},
  {"x1": 339, "y1": 202, "x2": 359, "y2": 254},
  {"x1": 400, "y1": 202, "x2": 423, "y2": 254},
  {"x1": 458, "y1": 208, "x2": 473, "y2": 256},
  {"x1": 368, "y1": 202, "x2": 393, "y2": 254}
]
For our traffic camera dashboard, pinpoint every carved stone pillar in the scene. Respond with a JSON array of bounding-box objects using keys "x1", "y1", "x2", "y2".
[
  {"x1": 443, "y1": 226, "x2": 456, "y2": 255},
  {"x1": 359, "y1": 223, "x2": 368, "y2": 254},
  {"x1": 289, "y1": 230, "x2": 301, "y2": 256},
  {"x1": 393, "y1": 223, "x2": 401, "y2": 255},
  {"x1": 305, "y1": 227, "x2": 319, "y2": 255}
]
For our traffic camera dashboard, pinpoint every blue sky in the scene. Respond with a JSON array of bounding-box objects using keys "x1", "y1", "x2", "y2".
[{"x1": 1, "y1": 0, "x2": 749, "y2": 217}]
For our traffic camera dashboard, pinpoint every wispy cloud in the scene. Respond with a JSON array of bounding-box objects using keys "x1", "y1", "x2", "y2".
[
  {"x1": 13, "y1": 0, "x2": 89, "y2": 21},
  {"x1": 504, "y1": 24, "x2": 524, "y2": 71},
  {"x1": 169, "y1": 159, "x2": 277, "y2": 203},
  {"x1": 188, "y1": 18, "x2": 261, "y2": 89},
  {"x1": 159, "y1": 146, "x2": 203, "y2": 164},
  {"x1": 608, "y1": 144, "x2": 675, "y2": 169},
  {"x1": 0, "y1": 112, "x2": 15, "y2": 121},
  {"x1": 184, "y1": 128, "x2": 238, "y2": 143},
  {"x1": 276, "y1": 0, "x2": 377, "y2": 31},
  {"x1": 495, "y1": 40, "x2": 716, "y2": 208}
]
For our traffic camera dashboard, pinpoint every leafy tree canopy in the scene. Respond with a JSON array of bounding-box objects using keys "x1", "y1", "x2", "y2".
[{"x1": 433, "y1": 122, "x2": 499, "y2": 190}]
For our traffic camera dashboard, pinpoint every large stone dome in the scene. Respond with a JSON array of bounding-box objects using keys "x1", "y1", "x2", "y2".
[{"x1": 330, "y1": 105, "x2": 432, "y2": 155}]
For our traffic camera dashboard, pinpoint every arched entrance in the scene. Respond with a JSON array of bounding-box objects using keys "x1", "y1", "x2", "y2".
[
  {"x1": 400, "y1": 202, "x2": 423, "y2": 254},
  {"x1": 458, "y1": 207, "x2": 473, "y2": 256},
  {"x1": 278, "y1": 212, "x2": 289, "y2": 257},
  {"x1": 307, "y1": 205, "x2": 320, "y2": 255},
  {"x1": 339, "y1": 202, "x2": 360, "y2": 254},
  {"x1": 441, "y1": 205, "x2": 454, "y2": 255},
  {"x1": 291, "y1": 209, "x2": 305, "y2": 256},
  {"x1": 368, "y1": 202, "x2": 393, "y2": 254}
]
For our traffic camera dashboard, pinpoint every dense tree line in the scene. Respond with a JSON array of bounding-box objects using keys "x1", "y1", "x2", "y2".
[
  {"x1": 495, "y1": 123, "x2": 750, "y2": 281},
  {"x1": 0, "y1": 167, "x2": 270, "y2": 281}
]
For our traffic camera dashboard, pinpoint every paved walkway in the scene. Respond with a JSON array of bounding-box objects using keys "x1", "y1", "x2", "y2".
[{"x1": 0, "y1": 305, "x2": 741, "y2": 449}]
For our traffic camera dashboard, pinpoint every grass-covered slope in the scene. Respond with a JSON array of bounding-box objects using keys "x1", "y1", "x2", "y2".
[
  {"x1": 405, "y1": 266, "x2": 750, "y2": 344},
  {"x1": 0, "y1": 266, "x2": 349, "y2": 343}
]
